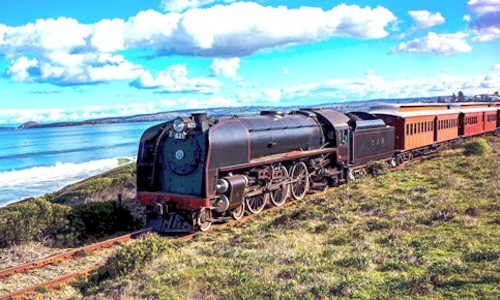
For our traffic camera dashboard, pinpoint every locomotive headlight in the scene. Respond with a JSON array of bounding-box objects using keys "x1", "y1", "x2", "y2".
[{"x1": 173, "y1": 118, "x2": 185, "y2": 133}]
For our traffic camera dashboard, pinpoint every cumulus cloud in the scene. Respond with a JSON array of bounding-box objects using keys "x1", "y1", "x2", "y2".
[
  {"x1": 210, "y1": 57, "x2": 240, "y2": 78},
  {"x1": 392, "y1": 32, "x2": 472, "y2": 55},
  {"x1": 5, "y1": 53, "x2": 144, "y2": 86},
  {"x1": 0, "y1": 3, "x2": 397, "y2": 86},
  {"x1": 130, "y1": 64, "x2": 222, "y2": 93},
  {"x1": 408, "y1": 10, "x2": 445, "y2": 28},
  {"x1": 467, "y1": 0, "x2": 500, "y2": 41},
  {"x1": 491, "y1": 63, "x2": 500, "y2": 70}
]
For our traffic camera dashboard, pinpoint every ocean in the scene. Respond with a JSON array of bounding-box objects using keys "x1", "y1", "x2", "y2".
[{"x1": 0, "y1": 121, "x2": 161, "y2": 207}]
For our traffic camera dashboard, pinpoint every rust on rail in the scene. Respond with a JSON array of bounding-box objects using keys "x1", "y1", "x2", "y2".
[
  {"x1": 0, "y1": 227, "x2": 151, "y2": 279},
  {"x1": 0, "y1": 264, "x2": 103, "y2": 300}
]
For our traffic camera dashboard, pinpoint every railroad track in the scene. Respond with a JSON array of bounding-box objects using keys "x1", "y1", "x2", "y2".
[
  {"x1": 0, "y1": 228, "x2": 152, "y2": 300},
  {"x1": 0, "y1": 155, "x2": 436, "y2": 300},
  {"x1": 0, "y1": 193, "x2": 317, "y2": 300}
]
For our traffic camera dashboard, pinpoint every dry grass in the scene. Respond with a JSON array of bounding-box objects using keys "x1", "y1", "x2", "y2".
[{"x1": 0, "y1": 242, "x2": 65, "y2": 269}]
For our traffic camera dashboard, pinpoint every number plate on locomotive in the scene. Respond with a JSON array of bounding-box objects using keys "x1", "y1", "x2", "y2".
[{"x1": 164, "y1": 213, "x2": 192, "y2": 232}]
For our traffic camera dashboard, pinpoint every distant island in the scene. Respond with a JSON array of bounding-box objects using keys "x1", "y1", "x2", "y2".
[{"x1": 12, "y1": 93, "x2": 500, "y2": 130}]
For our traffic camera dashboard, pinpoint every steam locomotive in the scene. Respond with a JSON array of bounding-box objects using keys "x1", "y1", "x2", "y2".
[{"x1": 137, "y1": 103, "x2": 500, "y2": 232}]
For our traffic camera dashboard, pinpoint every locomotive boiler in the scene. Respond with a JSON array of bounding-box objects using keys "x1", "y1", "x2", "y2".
[{"x1": 137, "y1": 108, "x2": 395, "y2": 231}]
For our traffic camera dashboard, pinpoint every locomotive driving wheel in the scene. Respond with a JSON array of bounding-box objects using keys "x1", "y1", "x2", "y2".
[
  {"x1": 230, "y1": 201, "x2": 246, "y2": 220},
  {"x1": 290, "y1": 162, "x2": 309, "y2": 200},
  {"x1": 269, "y1": 165, "x2": 290, "y2": 207},
  {"x1": 245, "y1": 193, "x2": 269, "y2": 214},
  {"x1": 196, "y1": 208, "x2": 212, "y2": 231}
]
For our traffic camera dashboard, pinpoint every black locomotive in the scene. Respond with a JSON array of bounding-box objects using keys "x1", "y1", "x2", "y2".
[{"x1": 137, "y1": 108, "x2": 394, "y2": 231}]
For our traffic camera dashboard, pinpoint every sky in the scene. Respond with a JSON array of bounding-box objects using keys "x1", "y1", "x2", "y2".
[{"x1": 0, "y1": 0, "x2": 499, "y2": 125}]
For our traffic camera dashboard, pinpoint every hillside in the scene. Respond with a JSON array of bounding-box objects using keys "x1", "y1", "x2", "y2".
[{"x1": 77, "y1": 137, "x2": 500, "y2": 299}]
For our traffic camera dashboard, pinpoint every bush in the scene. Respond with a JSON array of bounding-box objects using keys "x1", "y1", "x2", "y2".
[
  {"x1": 71, "y1": 202, "x2": 138, "y2": 238},
  {"x1": 0, "y1": 198, "x2": 139, "y2": 248},
  {"x1": 463, "y1": 139, "x2": 491, "y2": 156},
  {"x1": 368, "y1": 160, "x2": 390, "y2": 176},
  {"x1": 0, "y1": 198, "x2": 79, "y2": 247},
  {"x1": 87, "y1": 234, "x2": 169, "y2": 285}
]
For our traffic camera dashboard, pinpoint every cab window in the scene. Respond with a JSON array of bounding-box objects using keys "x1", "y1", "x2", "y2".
[{"x1": 341, "y1": 130, "x2": 348, "y2": 145}]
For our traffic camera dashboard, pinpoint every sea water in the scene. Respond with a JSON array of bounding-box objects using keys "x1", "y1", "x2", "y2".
[{"x1": 0, "y1": 121, "x2": 161, "y2": 207}]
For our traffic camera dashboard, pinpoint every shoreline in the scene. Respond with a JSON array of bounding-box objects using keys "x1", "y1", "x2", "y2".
[{"x1": 0, "y1": 158, "x2": 136, "y2": 209}]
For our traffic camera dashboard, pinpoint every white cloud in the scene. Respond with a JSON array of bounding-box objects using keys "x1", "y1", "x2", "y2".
[
  {"x1": 0, "y1": 3, "x2": 397, "y2": 86},
  {"x1": 6, "y1": 57, "x2": 38, "y2": 82},
  {"x1": 160, "y1": 0, "x2": 233, "y2": 12},
  {"x1": 408, "y1": 10, "x2": 445, "y2": 28},
  {"x1": 467, "y1": 0, "x2": 500, "y2": 41},
  {"x1": 6, "y1": 53, "x2": 144, "y2": 85},
  {"x1": 176, "y1": 96, "x2": 239, "y2": 109},
  {"x1": 282, "y1": 67, "x2": 290, "y2": 75},
  {"x1": 248, "y1": 70, "x2": 500, "y2": 105},
  {"x1": 210, "y1": 57, "x2": 240, "y2": 78},
  {"x1": 90, "y1": 18, "x2": 126, "y2": 52},
  {"x1": 262, "y1": 88, "x2": 282, "y2": 102},
  {"x1": 392, "y1": 32, "x2": 472, "y2": 55},
  {"x1": 130, "y1": 64, "x2": 222, "y2": 94},
  {"x1": 491, "y1": 63, "x2": 500, "y2": 70}
]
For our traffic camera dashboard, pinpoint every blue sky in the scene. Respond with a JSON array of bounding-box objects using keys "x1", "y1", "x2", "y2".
[{"x1": 0, "y1": 0, "x2": 499, "y2": 125}]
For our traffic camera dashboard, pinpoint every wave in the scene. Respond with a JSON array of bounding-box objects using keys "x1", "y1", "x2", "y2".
[
  {"x1": 0, "y1": 141, "x2": 137, "y2": 161},
  {"x1": 0, "y1": 157, "x2": 133, "y2": 207}
]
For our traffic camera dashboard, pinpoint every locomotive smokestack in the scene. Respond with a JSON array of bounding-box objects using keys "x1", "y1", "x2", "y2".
[{"x1": 192, "y1": 112, "x2": 207, "y2": 128}]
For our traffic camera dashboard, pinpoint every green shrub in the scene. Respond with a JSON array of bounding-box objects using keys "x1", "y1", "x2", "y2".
[
  {"x1": 88, "y1": 234, "x2": 169, "y2": 285},
  {"x1": 71, "y1": 202, "x2": 138, "y2": 238},
  {"x1": 368, "y1": 160, "x2": 390, "y2": 176},
  {"x1": 463, "y1": 139, "x2": 491, "y2": 156},
  {"x1": 0, "y1": 198, "x2": 76, "y2": 247},
  {"x1": 0, "y1": 198, "x2": 139, "y2": 248}
]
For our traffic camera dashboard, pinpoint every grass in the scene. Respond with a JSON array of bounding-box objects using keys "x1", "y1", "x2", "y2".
[
  {"x1": 50, "y1": 163, "x2": 136, "y2": 205},
  {"x1": 82, "y1": 137, "x2": 500, "y2": 299}
]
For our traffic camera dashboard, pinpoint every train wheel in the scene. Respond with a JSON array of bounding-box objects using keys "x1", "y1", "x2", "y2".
[
  {"x1": 246, "y1": 193, "x2": 268, "y2": 214},
  {"x1": 270, "y1": 165, "x2": 290, "y2": 207},
  {"x1": 230, "y1": 201, "x2": 246, "y2": 220},
  {"x1": 196, "y1": 208, "x2": 212, "y2": 231},
  {"x1": 290, "y1": 162, "x2": 309, "y2": 200}
]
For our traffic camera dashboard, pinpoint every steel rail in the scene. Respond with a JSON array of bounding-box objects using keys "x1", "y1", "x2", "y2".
[{"x1": 0, "y1": 227, "x2": 151, "y2": 278}]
